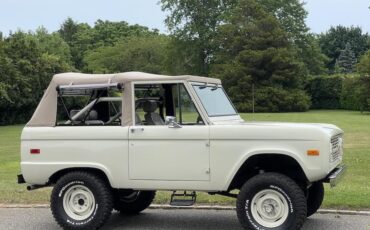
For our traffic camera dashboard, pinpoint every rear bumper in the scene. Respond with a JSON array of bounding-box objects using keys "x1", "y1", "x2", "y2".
[{"x1": 323, "y1": 165, "x2": 347, "y2": 187}]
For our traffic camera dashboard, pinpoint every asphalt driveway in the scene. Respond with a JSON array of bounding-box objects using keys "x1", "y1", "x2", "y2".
[{"x1": 0, "y1": 208, "x2": 368, "y2": 230}]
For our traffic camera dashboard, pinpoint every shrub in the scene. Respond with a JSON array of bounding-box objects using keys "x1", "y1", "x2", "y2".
[
  {"x1": 251, "y1": 87, "x2": 311, "y2": 112},
  {"x1": 307, "y1": 74, "x2": 370, "y2": 112},
  {"x1": 340, "y1": 76, "x2": 363, "y2": 110},
  {"x1": 306, "y1": 75, "x2": 343, "y2": 109}
]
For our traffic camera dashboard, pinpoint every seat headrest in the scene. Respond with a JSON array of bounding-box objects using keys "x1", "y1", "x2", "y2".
[
  {"x1": 88, "y1": 110, "x2": 98, "y2": 120},
  {"x1": 143, "y1": 100, "x2": 158, "y2": 113}
]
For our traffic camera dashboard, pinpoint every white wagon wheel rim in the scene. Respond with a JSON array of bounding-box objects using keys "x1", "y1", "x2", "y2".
[
  {"x1": 63, "y1": 185, "x2": 96, "y2": 221},
  {"x1": 250, "y1": 189, "x2": 289, "y2": 228}
]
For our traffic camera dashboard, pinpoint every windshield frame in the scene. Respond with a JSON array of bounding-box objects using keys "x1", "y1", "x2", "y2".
[{"x1": 191, "y1": 83, "x2": 238, "y2": 117}]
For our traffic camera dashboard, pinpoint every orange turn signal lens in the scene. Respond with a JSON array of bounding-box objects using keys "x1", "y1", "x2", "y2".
[{"x1": 307, "y1": 149, "x2": 320, "y2": 156}]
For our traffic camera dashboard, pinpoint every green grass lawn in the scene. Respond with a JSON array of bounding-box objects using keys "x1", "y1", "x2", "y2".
[{"x1": 0, "y1": 110, "x2": 369, "y2": 210}]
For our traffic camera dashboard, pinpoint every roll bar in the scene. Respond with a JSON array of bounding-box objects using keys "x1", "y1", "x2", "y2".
[{"x1": 56, "y1": 83, "x2": 123, "y2": 95}]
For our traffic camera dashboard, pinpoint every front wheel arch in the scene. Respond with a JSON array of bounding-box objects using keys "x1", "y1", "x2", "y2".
[{"x1": 228, "y1": 153, "x2": 309, "y2": 190}]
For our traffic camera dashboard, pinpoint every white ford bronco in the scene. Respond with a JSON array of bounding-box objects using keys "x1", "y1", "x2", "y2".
[{"x1": 18, "y1": 72, "x2": 346, "y2": 230}]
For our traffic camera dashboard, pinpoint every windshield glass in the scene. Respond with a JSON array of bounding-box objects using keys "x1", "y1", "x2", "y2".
[{"x1": 193, "y1": 85, "x2": 237, "y2": 117}]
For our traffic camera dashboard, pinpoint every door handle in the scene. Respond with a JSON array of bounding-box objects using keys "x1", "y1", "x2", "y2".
[{"x1": 130, "y1": 127, "x2": 144, "y2": 133}]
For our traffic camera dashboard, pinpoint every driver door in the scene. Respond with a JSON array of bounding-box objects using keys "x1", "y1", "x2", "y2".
[{"x1": 128, "y1": 83, "x2": 210, "y2": 181}]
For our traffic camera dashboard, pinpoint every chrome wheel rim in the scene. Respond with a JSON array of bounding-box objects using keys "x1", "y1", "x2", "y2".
[
  {"x1": 63, "y1": 185, "x2": 95, "y2": 220},
  {"x1": 250, "y1": 189, "x2": 289, "y2": 228}
]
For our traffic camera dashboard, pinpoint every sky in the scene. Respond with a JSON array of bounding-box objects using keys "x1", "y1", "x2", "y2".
[{"x1": 0, "y1": 0, "x2": 369, "y2": 36}]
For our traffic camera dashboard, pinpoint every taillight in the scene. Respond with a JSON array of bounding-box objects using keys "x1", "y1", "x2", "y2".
[{"x1": 30, "y1": 149, "x2": 40, "y2": 154}]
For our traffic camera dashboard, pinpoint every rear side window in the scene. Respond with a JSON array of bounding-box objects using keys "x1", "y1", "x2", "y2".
[{"x1": 56, "y1": 84, "x2": 123, "y2": 126}]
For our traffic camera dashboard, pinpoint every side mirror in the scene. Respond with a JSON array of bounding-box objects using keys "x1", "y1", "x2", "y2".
[{"x1": 165, "y1": 116, "x2": 182, "y2": 128}]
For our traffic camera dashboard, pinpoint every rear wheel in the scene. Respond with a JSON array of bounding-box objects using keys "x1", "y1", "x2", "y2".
[
  {"x1": 307, "y1": 182, "x2": 324, "y2": 217},
  {"x1": 236, "y1": 173, "x2": 307, "y2": 230},
  {"x1": 51, "y1": 171, "x2": 113, "y2": 230},
  {"x1": 114, "y1": 190, "x2": 156, "y2": 215}
]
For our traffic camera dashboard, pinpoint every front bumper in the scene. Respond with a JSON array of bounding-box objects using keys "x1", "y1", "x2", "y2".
[{"x1": 323, "y1": 165, "x2": 347, "y2": 187}]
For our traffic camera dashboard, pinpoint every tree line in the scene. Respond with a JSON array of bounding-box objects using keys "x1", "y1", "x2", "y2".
[{"x1": 1, "y1": 0, "x2": 370, "y2": 125}]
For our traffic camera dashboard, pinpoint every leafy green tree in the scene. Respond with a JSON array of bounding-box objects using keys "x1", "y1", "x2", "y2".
[
  {"x1": 59, "y1": 19, "x2": 92, "y2": 69},
  {"x1": 161, "y1": 0, "x2": 236, "y2": 76},
  {"x1": 35, "y1": 27, "x2": 72, "y2": 65},
  {"x1": 300, "y1": 35, "x2": 329, "y2": 75},
  {"x1": 84, "y1": 35, "x2": 169, "y2": 74},
  {"x1": 335, "y1": 43, "x2": 357, "y2": 74},
  {"x1": 0, "y1": 31, "x2": 72, "y2": 124},
  {"x1": 0, "y1": 41, "x2": 13, "y2": 105},
  {"x1": 161, "y1": 0, "x2": 326, "y2": 76},
  {"x1": 257, "y1": 0, "x2": 328, "y2": 75},
  {"x1": 211, "y1": 0, "x2": 310, "y2": 112},
  {"x1": 164, "y1": 37, "x2": 204, "y2": 75},
  {"x1": 58, "y1": 17, "x2": 80, "y2": 45},
  {"x1": 59, "y1": 18, "x2": 160, "y2": 70},
  {"x1": 319, "y1": 26, "x2": 369, "y2": 72},
  {"x1": 357, "y1": 50, "x2": 370, "y2": 75},
  {"x1": 257, "y1": 0, "x2": 309, "y2": 42},
  {"x1": 91, "y1": 20, "x2": 157, "y2": 47}
]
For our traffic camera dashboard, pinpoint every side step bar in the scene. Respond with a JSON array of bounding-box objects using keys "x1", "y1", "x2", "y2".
[{"x1": 170, "y1": 191, "x2": 197, "y2": 206}]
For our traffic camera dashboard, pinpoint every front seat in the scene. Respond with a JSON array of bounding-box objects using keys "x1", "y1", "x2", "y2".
[{"x1": 143, "y1": 100, "x2": 164, "y2": 125}]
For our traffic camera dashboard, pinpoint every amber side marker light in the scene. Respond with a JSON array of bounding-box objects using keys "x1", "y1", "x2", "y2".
[{"x1": 307, "y1": 149, "x2": 320, "y2": 156}]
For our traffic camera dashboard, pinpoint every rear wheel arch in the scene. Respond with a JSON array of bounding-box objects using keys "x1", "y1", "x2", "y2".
[
  {"x1": 49, "y1": 167, "x2": 112, "y2": 187},
  {"x1": 228, "y1": 153, "x2": 309, "y2": 191}
]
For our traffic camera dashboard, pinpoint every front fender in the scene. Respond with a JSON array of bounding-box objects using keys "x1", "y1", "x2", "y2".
[{"x1": 223, "y1": 149, "x2": 315, "y2": 191}]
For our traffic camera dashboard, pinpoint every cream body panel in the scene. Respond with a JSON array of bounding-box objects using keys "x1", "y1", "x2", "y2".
[
  {"x1": 21, "y1": 126, "x2": 129, "y2": 188},
  {"x1": 209, "y1": 123, "x2": 341, "y2": 191},
  {"x1": 128, "y1": 126, "x2": 210, "y2": 181}
]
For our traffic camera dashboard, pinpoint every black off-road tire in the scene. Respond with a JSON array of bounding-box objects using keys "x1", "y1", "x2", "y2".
[
  {"x1": 236, "y1": 173, "x2": 307, "y2": 230},
  {"x1": 51, "y1": 171, "x2": 113, "y2": 230},
  {"x1": 307, "y1": 182, "x2": 324, "y2": 217},
  {"x1": 114, "y1": 190, "x2": 156, "y2": 215}
]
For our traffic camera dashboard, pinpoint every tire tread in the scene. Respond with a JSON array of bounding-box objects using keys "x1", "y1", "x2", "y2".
[
  {"x1": 51, "y1": 171, "x2": 113, "y2": 230},
  {"x1": 236, "y1": 172, "x2": 307, "y2": 230},
  {"x1": 114, "y1": 191, "x2": 156, "y2": 215}
]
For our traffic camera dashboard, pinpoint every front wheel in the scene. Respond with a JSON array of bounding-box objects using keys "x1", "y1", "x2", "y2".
[
  {"x1": 307, "y1": 182, "x2": 324, "y2": 217},
  {"x1": 51, "y1": 171, "x2": 113, "y2": 230},
  {"x1": 236, "y1": 173, "x2": 307, "y2": 230}
]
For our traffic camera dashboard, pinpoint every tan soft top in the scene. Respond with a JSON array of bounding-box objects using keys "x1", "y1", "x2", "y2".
[
  {"x1": 27, "y1": 72, "x2": 221, "y2": 127},
  {"x1": 51, "y1": 71, "x2": 221, "y2": 85}
]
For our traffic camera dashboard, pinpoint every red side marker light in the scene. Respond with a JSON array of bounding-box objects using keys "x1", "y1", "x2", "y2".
[{"x1": 30, "y1": 149, "x2": 40, "y2": 154}]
